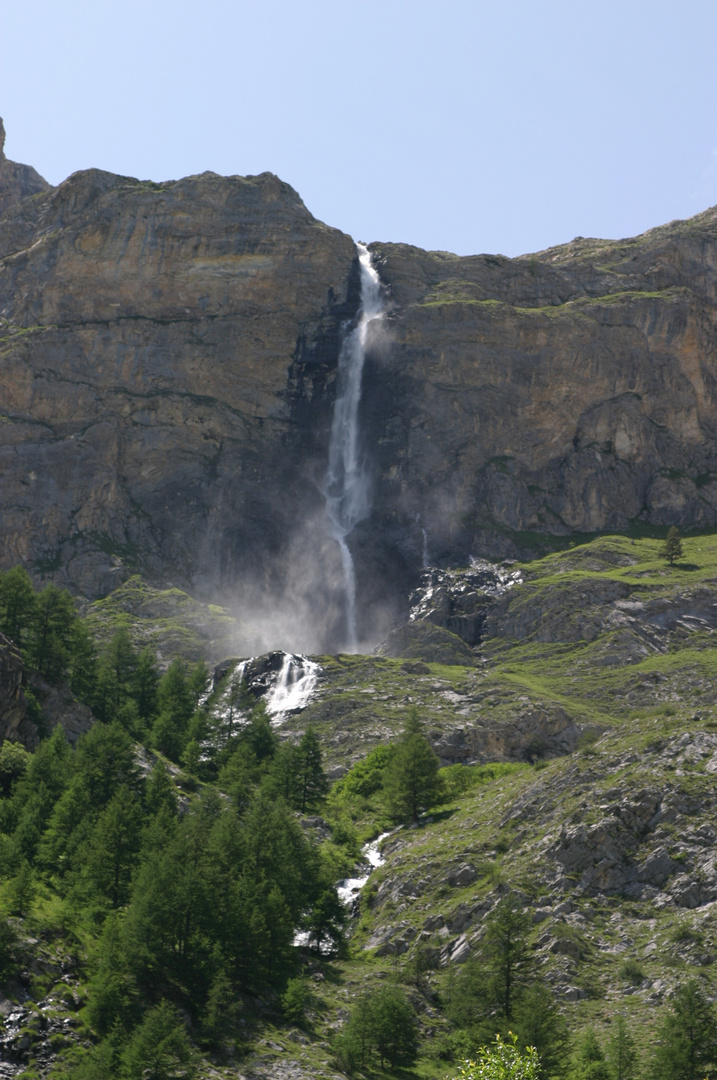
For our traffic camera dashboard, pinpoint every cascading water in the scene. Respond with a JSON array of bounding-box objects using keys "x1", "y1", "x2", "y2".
[
  {"x1": 325, "y1": 243, "x2": 385, "y2": 650},
  {"x1": 265, "y1": 653, "x2": 320, "y2": 719}
]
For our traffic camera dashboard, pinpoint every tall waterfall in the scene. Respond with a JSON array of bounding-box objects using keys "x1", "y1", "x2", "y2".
[{"x1": 325, "y1": 243, "x2": 384, "y2": 650}]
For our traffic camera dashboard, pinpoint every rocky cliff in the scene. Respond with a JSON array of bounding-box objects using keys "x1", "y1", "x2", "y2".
[
  {"x1": 2, "y1": 120, "x2": 717, "y2": 648},
  {"x1": 366, "y1": 215, "x2": 717, "y2": 578},
  {"x1": 0, "y1": 119, "x2": 51, "y2": 216}
]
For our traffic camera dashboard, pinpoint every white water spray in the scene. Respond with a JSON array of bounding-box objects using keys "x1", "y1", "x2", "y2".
[
  {"x1": 325, "y1": 244, "x2": 385, "y2": 650},
  {"x1": 336, "y1": 830, "x2": 393, "y2": 905},
  {"x1": 265, "y1": 653, "x2": 320, "y2": 720},
  {"x1": 421, "y1": 528, "x2": 430, "y2": 569}
]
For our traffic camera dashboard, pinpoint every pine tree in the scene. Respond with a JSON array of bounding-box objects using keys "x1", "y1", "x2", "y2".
[
  {"x1": 572, "y1": 1029, "x2": 610, "y2": 1080},
  {"x1": 652, "y1": 979, "x2": 717, "y2": 1080},
  {"x1": 513, "y1": 983, "x2": 570, "y2": 1079},
  {"x1": 483, "y1": 892, "x2": 533, "y2": 1022},
  {"x1": 383, "y1": 711, "x2": 444, "y2": 822},
  {"x1": 336, "y1": 986, "x2": 417, "y2": 1070},
  {"x1": 296, "y1": 729, "x2": 329, "y2": 812},
  {"x1": 303, "y1": 884, "x2": 346, "y2": 955},
  {"x1": 68, "y1": 621, "x2": 98, "y2": 705},
  {"x1": 606, "y1": 1015, "x2": 638, "y2": 1080},
  {"x1": 0, "y1": 566, "x2": 37, "y2": 649},
  {"x1": 83, "y1": 785, "x2": 143, "y2": 907},
  {"x1": 661, "y1": 526, "x2": 684, "y2": 566},
  {"x1": 28, "y1": 583, "x2": 78, "y2": 680},
  {"x1": 133, "y1": 647, "x2": 159, "y2": 723},
  {"x1": 122, "y1": 1001, "x2": 196, "y2": 1080}
]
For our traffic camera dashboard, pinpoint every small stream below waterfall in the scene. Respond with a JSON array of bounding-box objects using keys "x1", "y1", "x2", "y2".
[
  {"x1": 336, "y1": 829, "x2": 394, "y2": 906},
  {"x1": 295, "y1": 828, "x2": 396, "y2": 949}
]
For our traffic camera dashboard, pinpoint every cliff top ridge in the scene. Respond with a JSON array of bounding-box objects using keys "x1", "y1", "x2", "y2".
[{"x1": 0, "y1": 116, "x2": 53, "y2": 216}]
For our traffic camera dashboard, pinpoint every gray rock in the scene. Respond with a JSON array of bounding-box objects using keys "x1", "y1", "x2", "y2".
[{"x1": 447, "y1": 863, "x2": 479, "y2": 888}]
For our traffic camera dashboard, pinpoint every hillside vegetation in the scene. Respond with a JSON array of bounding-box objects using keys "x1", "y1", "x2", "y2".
[{"x1": 0, "y1": 533, "x2": 717, "y2": 1078}]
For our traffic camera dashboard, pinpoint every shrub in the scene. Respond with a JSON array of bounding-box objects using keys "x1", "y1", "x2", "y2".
[
  {"x1": 445, "y1": 1032, "x2": 540, "y2": 1080},
  {"x1": 618, "y1": 959, "x2": 644, "y2": 985}
]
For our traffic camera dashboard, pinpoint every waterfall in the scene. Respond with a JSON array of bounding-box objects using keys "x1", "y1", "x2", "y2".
[
  {"x1": 265, "y1": 653, "x2": 320, "y2": 719},
  {"x1": 421, "y1": 527, "x2": 430, "y2": 569},
  {"x1": 325, "y1": 243, "x2": 384, "y2": 650}
]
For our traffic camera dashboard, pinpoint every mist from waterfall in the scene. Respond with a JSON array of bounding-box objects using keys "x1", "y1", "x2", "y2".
[{"x1": 325, "y1": 243, "x2": 384, "y2": 650}]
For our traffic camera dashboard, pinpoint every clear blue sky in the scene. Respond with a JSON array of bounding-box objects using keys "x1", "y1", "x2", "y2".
[{"x1": 2, "y1": 0, "x2": 716, "y2": 256}]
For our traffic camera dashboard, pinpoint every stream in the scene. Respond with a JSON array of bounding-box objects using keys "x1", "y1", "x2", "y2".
[{"x1": 337, "y1": 830, "x2": 393, "y2": 906}]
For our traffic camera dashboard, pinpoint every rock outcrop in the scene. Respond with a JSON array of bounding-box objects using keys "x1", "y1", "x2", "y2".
[
  {"x1": 0, "y1": 632, "x2": 92, "y2": 748},
  {"x1": 2, "y1": 118, "x2": 717, "y2": 647},
  {"x1": 0, "y1": 119, "x2": 51, "y2": 215}
]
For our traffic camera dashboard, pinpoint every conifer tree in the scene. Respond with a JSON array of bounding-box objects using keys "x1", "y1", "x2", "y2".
[
  {"x1": 383, "y1": 709, "x2": 443, "y2": 822},
  {"x1": 0, "y1": 566, "x2": 37, "y2": 649},
  {"x1": 652, "y1": 979, "x2": 717, "y2": 1080},
  {"x1": 296, "y1": 728, "x2": 329, "y2": 812},
  {"x1": 29, "y1": 583, "x2": 78, "y2": 680},
  {"x1": 572, "y1": 1029, "x2": 610, "y2": 1080},
  {"x1": 483, "y1": 892, "x2": 533, "y2": 1022},
  {"x1": 661, "y1": 526, "x2": 684, "y2": 566},
  {"x1": 606, "y1": 1015, "x2": 638, "y2": 1080}
]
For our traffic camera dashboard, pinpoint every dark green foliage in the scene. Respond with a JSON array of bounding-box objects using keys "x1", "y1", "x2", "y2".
[
  {"x1": 242, "y1": 703, "x2": 277, "y2": 762},
  {"x1": 334, "y1": 985, "x2": 418, "y2": 1071},
  {"x1": 151, "y1": 658, "x2": 202, "y2": 761},
  {"x1": 68, "y1": 620, "x2": 99, "y2": 704},
  {"x1": 134, "y1": 647, "x2": 160, "y2": 723},
  {"x1": 651, "y1": 979, "x2": 717, "y2": 1080},
  {"x1": 81, "y1": 785, "x2": 143, "y2": 907},
  {"x1": 450, "y1": 893, "x2": 539, "y2": 1047},
  {"x1": 122, "y1": 1001, "x2": 196, "y2": 1079},
  {"x1": 606, "y1": 1016, "x2": 638, "y2": 1080},
  {"x1": 295, "y1": 728, "x2": 329, "y2": 812},
  {"x1": 302, "y1": 883, "x2": 346, "y2": 956},
  {"x1": 0, "y1": 741, "x2": 29, "y2": 796},
  {"x1": 513, "y1": 984, "x2": 570, "y2": 1080},
  {"x1": 0, "y1": 918, "x2": 17, "y2": 977},
  {"x1": 29, "y1": 583, "x2": 78, "y2": 680},
  {"x1": 261, "y1": 725, "x2": 328, "y2": 813},
  {"x1": 571, "y1": 1029, "x2": 610, "y2": 1080},
  {"x1": 201, "y1": 967, "x2": 241, "y2": 1049},
  {"x1": 0, "y1": 567, "x2": 353, "y2": 1072},
  {"x1": 145, "y1": 762, "x2": 178, "y2": 818},
  {"x1": 87, "y1": 914, "x2": 142, "y2": 1036},
  {"x1": 0, "y1": 566, "x2": 37, "y2": 647},
  {"x1": 8, "y1": 858, "x2": 34, "y2": 915},
  {"x1": 661, "y1": 526, "x2": 684, "y2": 566},
  {"x1": 483, "y1": 893, "x2": 533, "y2": 1021},
  {"x1": 3, "y1": 725, "x2": 72, "y2": 858},
  {"x1": 281, "y1": 976, "x2": 309, "y2": 1024},
  {"x1": 383, "y1": 710, "x2": 444, "y2": 822}
]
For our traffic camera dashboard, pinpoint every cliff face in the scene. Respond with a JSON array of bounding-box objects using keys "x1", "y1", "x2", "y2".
[
  {"x1": 2, "y1": 120, "x2": 717, "y2": 646},
  {"x1": 364, "y1": 213, "x2": 717, "y2": 579},
  {"x1": 0, "y1": 132, "x2": 359, "y2": 646},
  {"x1": 0, "y1": 119, "x2": 51, "y2": 216}
]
